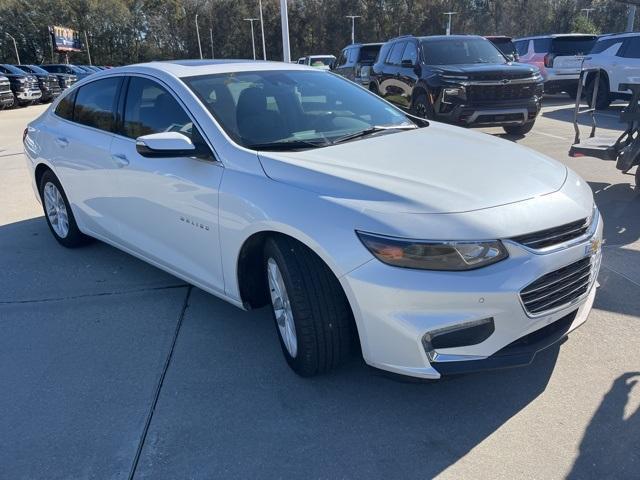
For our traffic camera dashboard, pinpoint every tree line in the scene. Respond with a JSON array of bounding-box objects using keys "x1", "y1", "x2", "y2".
[{"x1": 0, "y1": 0, "x2": 635, "y2": 66}]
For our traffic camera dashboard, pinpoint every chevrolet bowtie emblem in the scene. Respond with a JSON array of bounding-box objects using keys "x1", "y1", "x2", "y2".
[{"x1": 501, "y1": 79, "x2": 511, "y2": 84}]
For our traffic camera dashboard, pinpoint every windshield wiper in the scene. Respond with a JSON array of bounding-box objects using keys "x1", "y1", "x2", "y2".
[
  {"x1": 331, "y1": 124, "x2": 418, "y2": 145},
  {"x1": 247, "y1": 138, "x2": 330, "y2": 151}
]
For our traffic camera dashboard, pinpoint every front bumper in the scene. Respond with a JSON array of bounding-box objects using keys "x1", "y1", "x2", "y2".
[
  {"x1": 15, "y1": 88, "x2": 42, "y2": 101},
  {"x1": 0, "y1": 91, "x2": 14, "y2": 107},
  {"x1": 544, "y1": 78, "x2": 579, "y2": 94},
  {"x1": 434, "y1": 97, "x2": 542, "y2": 128},
  {"x1": 342, "y1": 212, "x2": 603, "y2": 379}
]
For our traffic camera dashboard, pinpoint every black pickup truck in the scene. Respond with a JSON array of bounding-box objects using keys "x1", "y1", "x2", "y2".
[
  {"x1": 15, "y1": 65, "x2": 62, "y2": 102},
  {"x1": 0, "y1": 64, "x2": 42, "y2": 106},
  {"x1": 0, "y1": 75, "x2": 14, "y2": 109},
  {"x1": 369, "y1": 35, "x2": 544, "y2": 135}
]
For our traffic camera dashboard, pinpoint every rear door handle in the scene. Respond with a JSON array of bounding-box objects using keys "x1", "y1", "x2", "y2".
[
  {"x1": 111, "y1": 153, "x2": 130, "y2": 167},
  {"x1": 55, "y1": 137, "x2": 68, "y2": 147}
]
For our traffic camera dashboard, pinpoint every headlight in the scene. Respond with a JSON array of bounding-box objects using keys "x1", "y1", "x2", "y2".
[
  {"x1": 357, "y1": 231, "x2": 508, "y2": 271},
  {"x1": 442, "y1": 86, "x2": 466, "y2": 102}
]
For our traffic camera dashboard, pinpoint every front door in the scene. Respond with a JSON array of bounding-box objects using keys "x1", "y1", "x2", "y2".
[{"x1": 110, "y1": 76, "x2": 225, "y2": 293}]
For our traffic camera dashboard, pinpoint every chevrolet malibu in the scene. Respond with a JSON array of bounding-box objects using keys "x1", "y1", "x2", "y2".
[{"x1": 24, "y1": 60, "x2": 603, "y2": 379}]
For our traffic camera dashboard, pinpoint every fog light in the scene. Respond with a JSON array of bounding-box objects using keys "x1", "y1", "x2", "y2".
[{"x1": 422, "y1": 318, "x2": 495, "y2": 360}]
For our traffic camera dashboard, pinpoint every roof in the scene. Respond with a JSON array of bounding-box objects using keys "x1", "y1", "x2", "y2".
[
  {"x1": 515, "y1": 33, "x2": 598, "y2": 41},
  {"x1": 106, "y1": 59, "x2": 323, "y2": 78}
]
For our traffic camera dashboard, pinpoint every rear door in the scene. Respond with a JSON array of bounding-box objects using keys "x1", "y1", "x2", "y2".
[
  {"x1": 379, "y1": 41, "x2": 406, "y2": 104},
  {"x1": 614, "y1": 36, "x2": 640, "y2": 93},
  {"x1": 396, "y1": 41, "x2": 420, "y2": 108},
  {"x1": 109, "y1": 75, "x2": 225, "y2": 293},
  {"x1": 45, "y1": 77, "x2": 125, "y2": 239}
]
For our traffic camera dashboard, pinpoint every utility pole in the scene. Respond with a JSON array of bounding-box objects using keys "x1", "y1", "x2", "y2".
[
  {"x1": 345, "y1": 15, "x2": 361, "y2": 44},
  {"x1": 84, "y1": 31, "x2": 92, "y2": 65},
  {"x1": 244, "y1": 18, "x2": 259, "y2": 60},
  {"x1": 443, "y1": 12, "x2": 457, "y2": 35},
  {"x1": 259, "y1": 0, "x2": 267, "y2": 60},
  {"x1": 280, "y1": 0, "x2": 291, "y2": 62},
  {"x1": 5, "y1": 33, "x2": 20, "y2": 64},
  {"x1": 209, "y1": 27, "x2": 214, "y2": 59},
  {"x1": 581, "y1": 8, "x2": 595, "y2": 20},
  {"x1": 195, "y1": 13, "x2": 203, "y2": 59}
]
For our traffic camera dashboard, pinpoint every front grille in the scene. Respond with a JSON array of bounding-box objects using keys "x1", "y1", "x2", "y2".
[
  {"x1": 520, "y1": 257, "x2": 593, "y2": 315},
  {"x1": 0, "y1": 80, "x2": 10, "y2": 93},
  {"x1": 511, "y1": 217, "x2": 590, "y2": 249},
  {"x1": 468, "y1": 83, "x2": 537, "y2": 102}
]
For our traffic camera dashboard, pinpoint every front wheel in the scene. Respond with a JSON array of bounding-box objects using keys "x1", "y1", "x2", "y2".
[
  {"x1": 503, "y1": 120, "x2": 535, "y2": 136},
  {"x1": 586, "y1": 75, "x2": 611, "y2": 110},
  {"x1": 39, "y1": 170, "x2": 91, "y2": 248},
  {"x1": 264, "y1": 236, "x2": 355, "y2": 377}
]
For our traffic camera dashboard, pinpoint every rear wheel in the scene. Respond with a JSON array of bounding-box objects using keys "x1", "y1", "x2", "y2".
[
  {"x1": 565, "y1": 85, "x2": 579, "y2": 100},
  {"x1": 39, "y1": 170, "x2": 91, "y2": 248},
  {"x1": 503, "y1": 120, "x2": 535, "y2": 136},
  {"x1": 411, "y1": 92, "x2": 434, "y2": 119},
  {"x1": 264, "y1": 236, "x2": 355, "y2": 377}
]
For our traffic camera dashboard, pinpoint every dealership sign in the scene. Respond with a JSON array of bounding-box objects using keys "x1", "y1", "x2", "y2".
[{"x1": 49, "y1": 26, "x2": 83, "y2": 52}]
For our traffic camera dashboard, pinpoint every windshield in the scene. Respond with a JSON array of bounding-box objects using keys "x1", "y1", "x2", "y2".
[
  {"x1": 25, "y1": 65, "x2": 48, "y2": 74},
  {"x1": 359, "y1": 45, "x2": 381, "y2": 63},
  {"x1": 183, "y1": 70, "x2": 416, "y2": 150},
  {"x1": 551, "y1": 36, "x2": 597, "y2": 55},
  {"x1": 421, "y1": 38, "x2": 506, "y2": 65},
  {"x1": 1, "y1": 64, "x2": 28, "y2": 75}
]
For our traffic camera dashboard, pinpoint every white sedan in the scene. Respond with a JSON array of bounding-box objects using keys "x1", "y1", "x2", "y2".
[{"x1": 24, "y1": 60, "x2": 602, "y2": 379}]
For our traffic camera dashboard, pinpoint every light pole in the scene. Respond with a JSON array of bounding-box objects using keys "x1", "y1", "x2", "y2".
[
  {"x1": 84, "y1": 31, "x2": 92, "y2": 65},
  {"x1": 5, "y1": 33, "x2": 20, "y2": 64},
  {"x1": 244, "y1": 18, "x2": 259, "y2": 60},
  {"x1": 443, "y1": 11, "x2": 457, "y2": 35},
  {"x1": 345, "y1": 15, "x2": 361, "y2": 44},
  {"x1": 195, "y1": 13, "x2": 203, "y2": 59},
  {"x1": 581, "y1": 8, "x2": 595, "y2": 20},
  {"x1": 209, "y1": 27, "x2": 214, "y2": 59},
  {"x1": 259, "y1": 0, "x2": 267, "y2": 60},
  {"x1": 280, "y1": 0, "x2": 291, "y2": 62}
]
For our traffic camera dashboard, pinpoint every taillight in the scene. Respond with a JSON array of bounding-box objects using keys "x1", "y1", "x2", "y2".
[
  {"x1": 23, "y1": 128, "x2": 28, "y2": 143},
  {"x1": 544, "y1": 53, "x2": 555, "y2": 68}
]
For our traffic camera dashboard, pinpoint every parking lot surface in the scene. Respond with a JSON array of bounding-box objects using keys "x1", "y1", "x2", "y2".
[{"x1": 1, "y1": 99, "x2": 639, "y2": 479}]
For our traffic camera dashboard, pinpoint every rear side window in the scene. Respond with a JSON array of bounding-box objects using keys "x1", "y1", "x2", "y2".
[
  {"x1": 73, "y1": 77, "x2": 120, "y2": 132},
  {"x1": 55, "y1": 91, "x2": 76, "y2": 120},
  {"x1": 533, "y1": 38, "x2": 551, "y2": 53},
  {"x1": 122, "y1": 77, "x2": 193, "y2": 139},
  {"x1": 620, "y1": 36, "x2": 640, "y2": 59},
  {"x1": 551, "y1": 36, "x2": 597, "y2": 55},
  {"x1": 386, "y1": 42, "x2": 406, "y2": 65},
  {"x1": 591, "y1": 37, "x2": 623, "y2": 54},
  {"x1": 514, "y1": 40, "x2": 529, "y2": 56}
]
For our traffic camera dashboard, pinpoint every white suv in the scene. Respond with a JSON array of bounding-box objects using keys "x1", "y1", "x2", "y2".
[{"x1": 582, "y1": 33, "x2": 640, "y2": 109}]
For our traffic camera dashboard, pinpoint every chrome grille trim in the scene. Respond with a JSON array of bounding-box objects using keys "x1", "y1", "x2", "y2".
[
  {"x1": 519, "y1": 256, "x2": 596, "y2": 316},
  {"x1": 511, "y1": 217, "x2": 590, "y2": 250}
]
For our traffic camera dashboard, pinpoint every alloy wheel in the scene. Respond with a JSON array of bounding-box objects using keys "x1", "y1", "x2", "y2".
[
  {"x1": 43, "y1": 182, "x2": 69, "y2": 238},
  {"x1": 267, "y1": 257, "x2": 298, "y2": 358}
]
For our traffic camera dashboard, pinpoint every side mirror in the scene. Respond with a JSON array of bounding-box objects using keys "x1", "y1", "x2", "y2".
[
  {"x1": 400, "y1": 59, "x2": 415, "y2": 68},
  {"x1": 135, "y1": 132, "x2": 196, "y2": 158}
]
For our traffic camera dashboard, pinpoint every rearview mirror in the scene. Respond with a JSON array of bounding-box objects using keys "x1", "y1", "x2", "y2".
[{"x1": 135, "y1": 132, "x2": 196, "y2": 158}]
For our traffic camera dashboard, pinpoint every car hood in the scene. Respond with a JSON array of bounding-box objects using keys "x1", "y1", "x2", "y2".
[
  {"x1": 434, "y1": 63, "x2": 539, "y2": 79},
  {"x1": 257, "y1": 122, "x2": 567, "y2": 214}
]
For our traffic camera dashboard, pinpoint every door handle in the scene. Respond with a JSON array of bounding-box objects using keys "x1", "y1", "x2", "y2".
[
  {"x1": 55, "y1": 137, "x2": 68, "y2": 147},
  {"x1": 111, "y1": 153, "x2": 130, "y2": 167}
]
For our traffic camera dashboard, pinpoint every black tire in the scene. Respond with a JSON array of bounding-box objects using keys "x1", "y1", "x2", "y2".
[
  {"x1": 635, "y1": 166, "x2": 640, "y2": 194},
  {"x1": 503, "y1": 120, "x2": 535, "y2": 136},
  {"x1": 586, "y1": 75, "x2": 611, "y2": 110},
  {"x1": 39, "y1": 169, "x2": 91, "y2": 248},
  {"x1": 411, "y1": 92, "x2": 434, "y2": 119},
  {"x1": 263, "y1": 236, "x2": 355, "y2": 377},
  {"x1": 369, "y1": 82, "x2": 379, "y2": 95},
  {"x1": 565, "y1": 86, "x2": 579, "y2": 99}
]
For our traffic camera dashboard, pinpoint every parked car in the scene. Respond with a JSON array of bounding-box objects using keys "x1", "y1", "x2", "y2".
[
  {"x1": 77, "y1": 65, "x2": 101, "y2": 73},
  {"x1": 514, "y1": 34, "x2": 597, "y2": 97},
  {"x1": 24, "y1": 60, "x2": 602, "y2": 379},
  {"x1": 333, "y1": 42, "x2": 383, "y2": 86},
  {"x1": 24, "y1": 65, "x2": 77, "y2": 90},
  {"x1": 296, "y1": 55, "x2": 336, "y2": 70},
  {"x1": 369, "y1": 35, "x2": 543, "y2": 135},
  {"x1": 40, "y1": 64, "x2": 92, "y2": 81},
  {"x1": 581, "y1": 32, "x2": 640, "y2": 109},
  {"x1": 486, "y1": 36, "x2": 519, "y2": 62},
  {"x1": 14, "y1": 65, "x2": 62, "y2": 103},
  {"x1": 0, "y1": 74, "x2": 15, "y2": 109},
  {"x1": 0, "y1": 64, "x2": 42, "y2": 106}
]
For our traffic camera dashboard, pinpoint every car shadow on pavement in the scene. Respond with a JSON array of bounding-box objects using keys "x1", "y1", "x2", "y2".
[{"x1": 567, "y1": 372, "x2": 640, "y2": 479}]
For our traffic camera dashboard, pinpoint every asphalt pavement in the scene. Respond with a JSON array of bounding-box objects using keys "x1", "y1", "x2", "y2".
[{"x1": 0, "y1": 97, "x2": 638, "y2": 480}]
